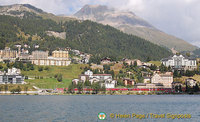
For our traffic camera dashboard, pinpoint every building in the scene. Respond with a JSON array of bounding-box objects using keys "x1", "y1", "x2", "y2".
[
  {"x1": 32, "y1": 51, "x2": 48, "y2": 59},
  {"x1": 123, "y1": 78, "x2": 135, "y2": 86},
  {"x1": 151, "y1": 72, "x2": 173, "y2": 88},
  {"x1": 75, "y1": 70, "x2": 117, "y2": 88},
  {"x1": 101, "y1": 57, "x2": 112, "y2": 64},
  {"x1": 0, "y1": 47, "x2": 17, "y2": 61},
  {"x1": 143, "y1": 77, "x2": 151, "y2": 83},
  {"x1": 31, "y1": 57, "x2": 71, "y2": 66},
  {"x1": 185, "y1": 78, "x2": 197, "y2": 87},
  {"x1": 0, "y1": 68, "x2": 24, "y2": 84},
  {"x1": 31, "y1": 50, "x2": 71, "y2": 66},
  {"x1": 161, "y1": 54, "x2": 197, "y2": 71},
  {"x1": 52, "y1": 50, "x2": 69, "y2": 59},
  {"x1": 124, "y1": 59, "x2": 142, "y2": 66},
  {"x1": 102, "y1": 79, "x2": 117, "y2": 88}
]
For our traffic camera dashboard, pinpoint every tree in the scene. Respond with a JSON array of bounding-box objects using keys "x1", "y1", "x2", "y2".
[
  {"x1": 186, "y1": 52, "x2": 190, "y2": 57},
  {"x1": 24, "y1": 85, "x2": 28, "y2": 94},
  {"x1": 194, "y1": 83, "x2": 199, "y2": 92},
  {"x1": 134, "y1": 61, "x2": 137, "y2": 67},
  {"x1": 4, "y1": 85, "x2": 8, "y2": 93},
  {"x1": 0, "y1": 86, "x2": 2, "y2": 93},
  {"x1": 91, "y1": 82, "x2": 101, "y2": 94},
  {"x1": 77, "y1": 82, "x2": 83, "y2": 94},
  {"x1": 150, "y1": 64, "x2": 157, "y2": 71},
  {"x1": 16, "y1": 86, "x2": 21, "y2": 93},
  {"x1": 10, "y1": 88, "x2": 16, "y2": 94},
  {"x1": 84, "y1": 80, "x2": 91, "y2": 86},
  {"x1": 64, "y1": 88, "x2": 67, "y2": 94},
  {"x1": 68, "y1": 84, "x2": 74, "y2": 94},
  {"x1": 101, "y1": 85, "x2": 106, "y2": 94},
  {"x1": 159, "y1": 63, "x2": 167, "y2": 73},
  {"x1": 173, "y1": 70, "x2": 179, "y2": 78},
  {"x1": 0, "y1": 65, "x2": 3, "y2": 69},
  {"x1": 57, "y1": 74, "x2": 62, "y2": 82}
]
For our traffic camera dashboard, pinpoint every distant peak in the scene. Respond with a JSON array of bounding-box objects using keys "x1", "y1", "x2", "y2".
[
  {"x1": 83, "y1": 4, "x2": 108, "y2": 9},
  {"x1": 74, "y1": 4, "x2": 112, "y2": 16},
  {"x1": 22, "y1": 4, "x2": 43, "y2": 13}
]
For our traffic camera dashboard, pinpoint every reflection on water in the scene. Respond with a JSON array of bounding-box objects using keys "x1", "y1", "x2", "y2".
[{"x1": 0, "y1": 95, "x2": 200, "y2": 122}]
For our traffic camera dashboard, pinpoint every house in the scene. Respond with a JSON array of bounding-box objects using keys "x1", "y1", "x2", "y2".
[
  {"x1": 89, "y1": 77, "x2": 100, "y2": 84},
  {"x1": 161, "y1": 54, "x2": 197, "y2": 71},
  {"x1": 124, "y1": 59, "x2": 142, "y2": 66},
  {"x1": 123, "y1": 78, "x2": 135, "y2": 86},
  {"x1": 141, "y1": 71, "x2": 152, "y2": 77},
  {"x1": 72, "y1": 79, "x2": 80, "y2": 85},
  {"x1": 0, "y1": 68, "x2": 24, "y2": 84},
  {"x1": 74, "y1": 70, "x2": 117, "y2": 88},
  {"x1": 185, "y1": 78, "x2": 197, "y2": 87},
  {"x1": 151, "y1": 72, "x2": 173, "y2": 88},
  {"x1": 101, "y1": 57, "x2": 112, "y2": 64},
  {"x1": 143, "y1": 77, "x2": 151, "y2": 83},
  {"x1": 102, "y1": 79, "x2": 117, "y2": 88}
]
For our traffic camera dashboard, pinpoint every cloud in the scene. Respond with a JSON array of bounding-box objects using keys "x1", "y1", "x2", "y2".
[{"x1": 0, "y1": 0, "x2": 200, "y2": 47}]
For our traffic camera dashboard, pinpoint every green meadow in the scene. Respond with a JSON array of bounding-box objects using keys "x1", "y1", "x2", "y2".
[{"x1": 22, "y1": 64, "x2": 87, "y2": 89}]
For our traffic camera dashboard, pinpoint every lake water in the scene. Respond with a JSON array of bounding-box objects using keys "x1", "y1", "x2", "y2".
[{"x1": 0, "y1": 95, "x2": 200, "y2": 122}]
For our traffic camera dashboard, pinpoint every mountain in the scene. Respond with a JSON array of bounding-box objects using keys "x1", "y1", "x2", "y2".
[
  {"x1": 74, "y1": 5, "x2": 198, "y2": 52},
  {"x1": 0, "y1": 4, "x2": 74, "y2": 23},
  {"x1": 0, "y1": 4, "x2": 172, "y2": 61}
]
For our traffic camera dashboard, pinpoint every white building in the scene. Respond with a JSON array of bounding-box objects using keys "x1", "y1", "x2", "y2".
[
  {"x1": 161, "y1": 55, "x2": 197, "y2": 71},
  {"x1": 32, "y1": 57, "x2": 71, "y2": 66},
  {"x1": 31, "y1": 50, "x2": 71, "y2": 66},
  {"x1": 151, "y1": 72, "x2": 173, "y2": 88},
  {"x1": 0, "y1": 68, "x2": 24, "y2": 84},
  {"x1": 186, "y1": 78, "x2": 197, "y2": 87},
  {"x1": 76, "y1": 70, "x2": 117, "y2": 88}
]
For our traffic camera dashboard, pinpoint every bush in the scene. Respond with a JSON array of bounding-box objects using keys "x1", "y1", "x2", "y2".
[
  {"x1": 38, "y1": 66, "x2": 43, "y2": 72},
  {"x1": 57, "y1": 74, "x2": 62, "y2": 82},
  {"x1": 44, "y1": 66, "x2": 49, "y2": 71},
  {"x1": 25, "y1": 76, "x2": 29, "y2": 79}
]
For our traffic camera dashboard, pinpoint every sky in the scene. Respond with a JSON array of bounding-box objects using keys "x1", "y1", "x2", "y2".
[{"x1": 0, "y1": 0, "x2": 200, "y2": 47}]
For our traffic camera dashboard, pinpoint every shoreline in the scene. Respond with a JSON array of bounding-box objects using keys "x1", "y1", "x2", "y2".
[{"x1": 0, "y1": 93, "x2": 199, "y2": 96}]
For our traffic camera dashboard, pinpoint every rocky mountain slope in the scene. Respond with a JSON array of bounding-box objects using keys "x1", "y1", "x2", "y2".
[
  {"x1": 74, "y1": 5, "x2": 198, "y2": 52},
  {"x1": 0, "y1": 4, "x2": 74, "y2": 23}
]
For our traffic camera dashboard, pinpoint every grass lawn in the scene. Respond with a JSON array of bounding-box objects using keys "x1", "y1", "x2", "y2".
[
  {"x1": 25, "y1": 78, "x2": 72, "y2": 89},
  {"x1": 22, "y1": 64, "x2": 87, "y2": 79},
  {"x1": 22, "y1": 64, "x2": 88, "y2": 89},
  {"x1": 181, "y1": 75, "x2": 200, "y2": 82},
  {"x1": 149, "y1": 61, "x2": 161, "y2": 66},
  {"x1": 0, "y1": 84, "x2": 36, "y2": 91}
]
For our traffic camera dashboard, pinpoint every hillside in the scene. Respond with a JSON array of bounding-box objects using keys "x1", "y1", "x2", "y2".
[
  {"x1": 0, "y1": 4, "x2": 75, "y2": 23},
  {"x1": 0, "y1": 4, "x2": 172, "y2": 61},
  {"x1": 74, "y1": 5, "x2": 198, "y2": 52}
]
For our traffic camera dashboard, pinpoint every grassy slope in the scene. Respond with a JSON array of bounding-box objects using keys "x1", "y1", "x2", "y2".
[
  {"x1": 149, "y1": 61, "x2": 162, "y2": 66},
  {"x1": 22, "y1": 64, "x2": 87, "y2": 89}
]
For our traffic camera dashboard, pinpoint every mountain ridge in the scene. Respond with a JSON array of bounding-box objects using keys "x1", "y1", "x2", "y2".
[{"x1": 74, "y1": 4, "x2": 198, "y2": 52}]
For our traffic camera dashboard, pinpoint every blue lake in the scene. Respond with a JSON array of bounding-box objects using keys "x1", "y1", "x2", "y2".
[{"x1": 0, "y1": 95, "x2": 199, "y2": 122}]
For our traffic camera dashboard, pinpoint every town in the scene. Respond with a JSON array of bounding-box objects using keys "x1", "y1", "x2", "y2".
[{"x1": 0, "y1": 45, "x2": 200, "y2": 95}]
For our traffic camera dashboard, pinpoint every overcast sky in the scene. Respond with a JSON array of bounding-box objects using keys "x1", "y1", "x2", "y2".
[{"x1": 0, "y1": 0, "x2": 200, "y2": 47}]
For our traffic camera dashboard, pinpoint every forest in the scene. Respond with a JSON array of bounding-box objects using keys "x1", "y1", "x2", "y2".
[{"x1": 0, "y1": 14, "x2": 172, "y2": 61}]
